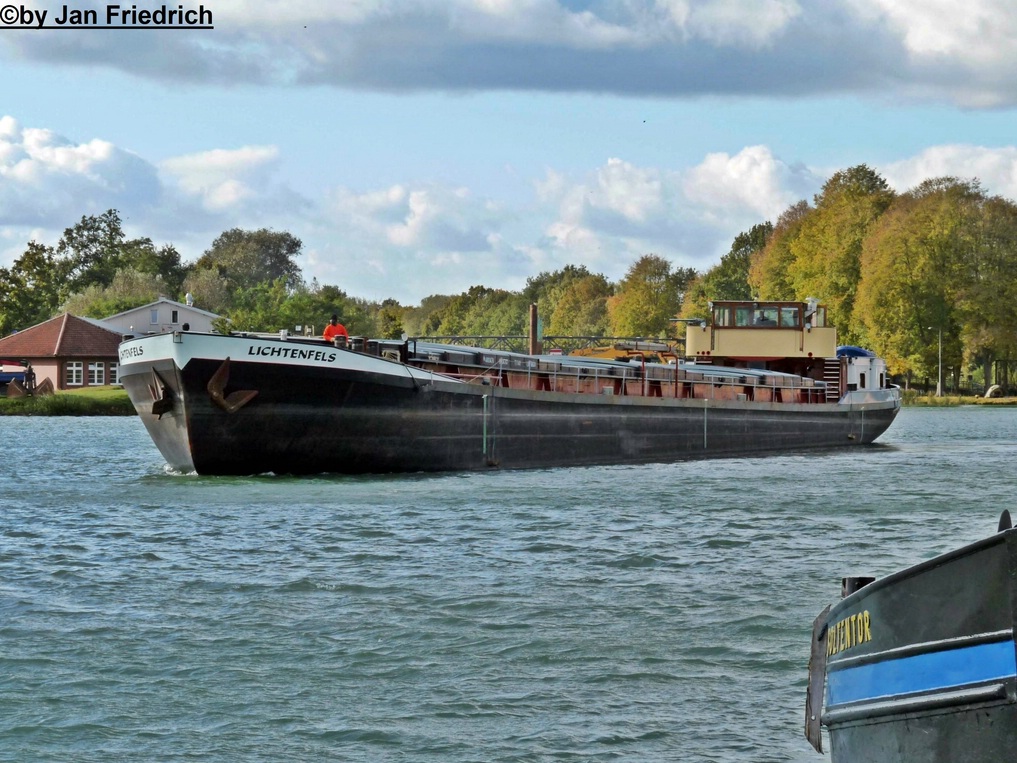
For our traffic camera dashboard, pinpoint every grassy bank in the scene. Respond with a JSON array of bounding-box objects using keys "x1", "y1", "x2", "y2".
[
  {"x1": 902, "y1": 390, "x2": 1017, "y2": 406},
  {"x1": 0, "y1": 386, "x2": 136, "y2": 415}
]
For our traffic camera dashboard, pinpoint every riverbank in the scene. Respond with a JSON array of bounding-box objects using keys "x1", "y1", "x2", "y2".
[
  {"x1": 0, "y1": 386, "x2": 136, "y2": 415},
  {"x1": 902, "y1": 391, "x2": 1017, "y2": 406}
]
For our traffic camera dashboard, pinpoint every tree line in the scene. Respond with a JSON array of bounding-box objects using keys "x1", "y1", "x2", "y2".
[
  {"x1": 0, "y1": 209, "x2": 697, "y2": 342},
  {"x1": 680, "y1": 166, "x2": 1017, "y2": 389},
  {"x1": 3, "y1": 165, "x2": 1016, "y2": 388}
]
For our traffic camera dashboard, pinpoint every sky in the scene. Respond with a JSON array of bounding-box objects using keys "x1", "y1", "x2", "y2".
[{"x1": 3, "y1": 0, "x2": 1017, "y2": 306}]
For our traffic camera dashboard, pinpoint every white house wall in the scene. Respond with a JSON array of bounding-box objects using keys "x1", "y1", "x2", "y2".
[{"x1": 103, "y1": 304, "x2": 217, "y2": 336}]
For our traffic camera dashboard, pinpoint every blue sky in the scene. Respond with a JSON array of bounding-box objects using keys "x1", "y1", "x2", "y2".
[{"x1": 3, "y1": 0, "x2": 1017, "y2": 305}]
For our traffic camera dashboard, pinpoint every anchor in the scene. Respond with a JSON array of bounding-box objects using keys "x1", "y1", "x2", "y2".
[
  {"x1": 207, "y1": 357, "x2": 258, "y2": 413},
  {"x1": 148, "y1": 368, "x2": 174, "y2": 418}
]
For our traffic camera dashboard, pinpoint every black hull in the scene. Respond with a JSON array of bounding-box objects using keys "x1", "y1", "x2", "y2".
[
  {"x1": 811, "y1": 527, "x2": 1017, "y2": 762},
  {"x1": 121, "y1": 351, "x2": 898, "y2": 476}
]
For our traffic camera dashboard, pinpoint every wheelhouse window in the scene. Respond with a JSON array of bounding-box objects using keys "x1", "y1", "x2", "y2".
[
  {"x1": 712, "y1": 305, "x2": 732, "y2": 327},
  {"x1": 88, "y1": 362, "x2": 105, "y2": 385},
  {"x1": 150, "y1": 308, "x2": 159, "y2": 324},
  {"x1": 709, "y1": 301, "x2": 823, "y2": 330},
  {"x1": 734, "y1": 306, "x2": 754, "y2": 326},
  {"x1": 171, "y1": 310, "x2": 178, "y2": 323},
  {"x1": 65, "y1": 361, "x2": 83, "y2": 386}
]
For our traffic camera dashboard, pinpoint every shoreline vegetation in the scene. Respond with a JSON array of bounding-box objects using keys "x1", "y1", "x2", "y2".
[
  {"x1": 0, "y1": 386, "x2": 136, "y2": 415},
  {"x1": 902, "y1": 393, "x2": 1017, "y2": 407},
  {"x1": 0, "y1": 386, "x2": 1015, "y2": 416}
]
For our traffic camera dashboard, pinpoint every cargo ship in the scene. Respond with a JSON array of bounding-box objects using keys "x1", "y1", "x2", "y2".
[
  {"x1": 117, "y1": 299, "x2": 900, "y2": 475},
  {"x1": 806, "y1": 512, "x2": 1017, "y2": 760}
]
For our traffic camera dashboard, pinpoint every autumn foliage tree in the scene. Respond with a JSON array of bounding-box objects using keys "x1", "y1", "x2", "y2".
[
  {"x1": 856, "y1": 178, "x2": 1017, "y2": 384},
  {"x1": 546, "y1": 274, "x2": 612, "y2": 336},
  {"x1": 607, "y1": 254, "x2": 697, "y2": 336},
  {"x1": 522, "y1": 265, "x2": 612, "y2": 337},
  {"x1": 749, "y1": 200, "x2": 811, "y2": 301},
  {"x1": 683, "y1": 221, "x2": 772, "y2": 321},
  {"x1": 783, "y1": 165, "x2": 895, "y2": 343}
]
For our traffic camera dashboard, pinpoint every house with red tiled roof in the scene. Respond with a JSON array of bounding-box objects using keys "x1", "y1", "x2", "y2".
[{"x1": 0, "y1": 313, "x2": 123, "y2": 391}]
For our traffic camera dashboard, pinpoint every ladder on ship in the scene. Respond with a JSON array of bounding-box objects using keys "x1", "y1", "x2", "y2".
[{"x1": 823, "y1": 358, "x2": 842, "y2": 401}]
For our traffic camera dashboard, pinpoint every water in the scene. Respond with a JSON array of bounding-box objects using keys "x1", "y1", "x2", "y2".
[{"x1": 2, "y1": 407, "x2": 1016, "y2": 762}]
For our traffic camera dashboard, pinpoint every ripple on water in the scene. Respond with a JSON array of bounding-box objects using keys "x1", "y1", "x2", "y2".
[{"x1": 0, "y1": 410, "x2": 1009, "y2": 761}]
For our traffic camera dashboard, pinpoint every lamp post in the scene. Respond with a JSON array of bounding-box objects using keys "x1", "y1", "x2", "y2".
[{"x1": 927, "y1": 326, "x2": 943, "y2": 397}]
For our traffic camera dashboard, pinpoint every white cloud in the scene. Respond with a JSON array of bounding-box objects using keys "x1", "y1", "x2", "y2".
[
  {"x1": 9, "y1": 1, "x2": 1016, "y2": 106},
  {"x1": 160, "y1": 146, "x2": 281, "y2": 211},
  {"x1": 844, "y1": 0, "x2": 1017, "y2": 105},
  {"x1": 536, "y1": 150, "x2": 817, "y2": 274},
  {"x1": 0, "y1": 116, "x2": 160, "y2": 226},
  {"x1": 881, "y1": 144, "x2": 1017, "y2": 199},
  {"x1": 7, "y1": 117, "x2": 1017, "y2": 305},
  {"x1": 684, "y1": 0, "x2": 802, "y2": 48},
  {"x1": 593, "y1": 158, "x2": 665, "y2": 222},
  {"x1": 684, "y1": 145, "x2": 815, "y2": 221},
  {"x1": 327, "y1": 183, "x2": 495, "y2": 253},
  {"x1": 851, "y1": 0, "x2": 1017, "y2": 63}
]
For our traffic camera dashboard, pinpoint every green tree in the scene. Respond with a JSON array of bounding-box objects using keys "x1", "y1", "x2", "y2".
[
  {"x1": 181, "y1": 267, "x2": 232, "y2": 315},
  {"x1": 683, "y1": 222, "x2": 772, "y2": 320},
  {"x1": 465, "y1": 291, "x2": 528, "y2": 336},
  {"x1": 304, "y1": 283, "x2": 373, "y2": 336},
  {"x1": 523, "y1": 264, "x2": 604, "y2": 328},
  {"x1": 546, "y1": 274, "x2": 612, "y2": 336},
  {"x1": 0, "y1": 242, "x2": 63, "y2": 333},
  {"x1": 607, "y1": 254, "x2": 696, "y2": 336},
  {"x1": 425, "y1": 286, "x2": 525, "y2": 336},
  {"x1": 402, "y1": 294, "x2": 454, "y2": 337},
  {"x1": 54, "y1": 209, "x2": 185, "y2": 300},
  {"x1": 748, "y1": 200, "x2": 810, "y2": 301},
  {"x1": 224, "y1": 278, "x2": 293, "y2": 332},
  {"x1": 63, "y1": 268, "x2": 164, "y2": 318},
  {"x1": 195, "y1": 228, "x2": 303, "y2": 292},
  {"x1": 122, "y1": 238, "x2": 186, "y2": 296},
  {"x1": 57, "y1": 209, "x2": 129, "y2": 292},
  {"x1": 855, "y1": 178, "x2": 984, "y2": 378},
  {"x1": 786, "y1": 165, "x2": 895, "y2": 342},
  {"x1": 220, "y1": 278, "x2": 379, "y2": 336},
  {"x1": 953, "y1": 191, "x2": 1017, "y2": 386},
  {"x1": 376, "y1": 299, "x2": 405, "y2": 339}
]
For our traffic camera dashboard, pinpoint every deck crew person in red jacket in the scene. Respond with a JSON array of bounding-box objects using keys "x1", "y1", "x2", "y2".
[{"x1": 323, "y1": 314, "x2": 349, "y2": 343}]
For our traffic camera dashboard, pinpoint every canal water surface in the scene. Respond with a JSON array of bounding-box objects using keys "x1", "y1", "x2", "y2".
[{"x1": 2, "y1": 406, "x2": 1015, "y2": 761}]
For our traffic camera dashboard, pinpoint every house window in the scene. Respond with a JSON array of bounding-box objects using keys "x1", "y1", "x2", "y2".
[
  {"x1": 150, "y1": 309, "x2": 159, "y2": 324},
  {"x1": 171, "y1": 310, "x2": 179, "y2": 323},
  {"x1": 88, "y1": 362, "x2": 105, "y2": 385},
  {"x1": 65, "y1": 361, "x2": 83, "y2": 386},
  {"x1": 110, "y1": 362, "x2": 119, "y2": 385}
]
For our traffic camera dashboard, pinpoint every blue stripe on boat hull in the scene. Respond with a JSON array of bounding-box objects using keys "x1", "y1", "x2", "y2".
[{"x1": 827, "y1": 640, "x2": 1017, "y2": 706}]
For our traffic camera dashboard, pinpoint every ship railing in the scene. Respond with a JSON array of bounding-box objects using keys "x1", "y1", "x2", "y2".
[
  {"x1": 433, "y1": 361, "x2": 830, "y2": 403},
  {"x1": 412, "y1": 335, "x2": 687, "y2": 356},
  {"x1": 541, "y1": 335, "x2": 685, "y2": 356},
  {"x1": 414, "y1": 335, "x2": 530, "y2": 353}
]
